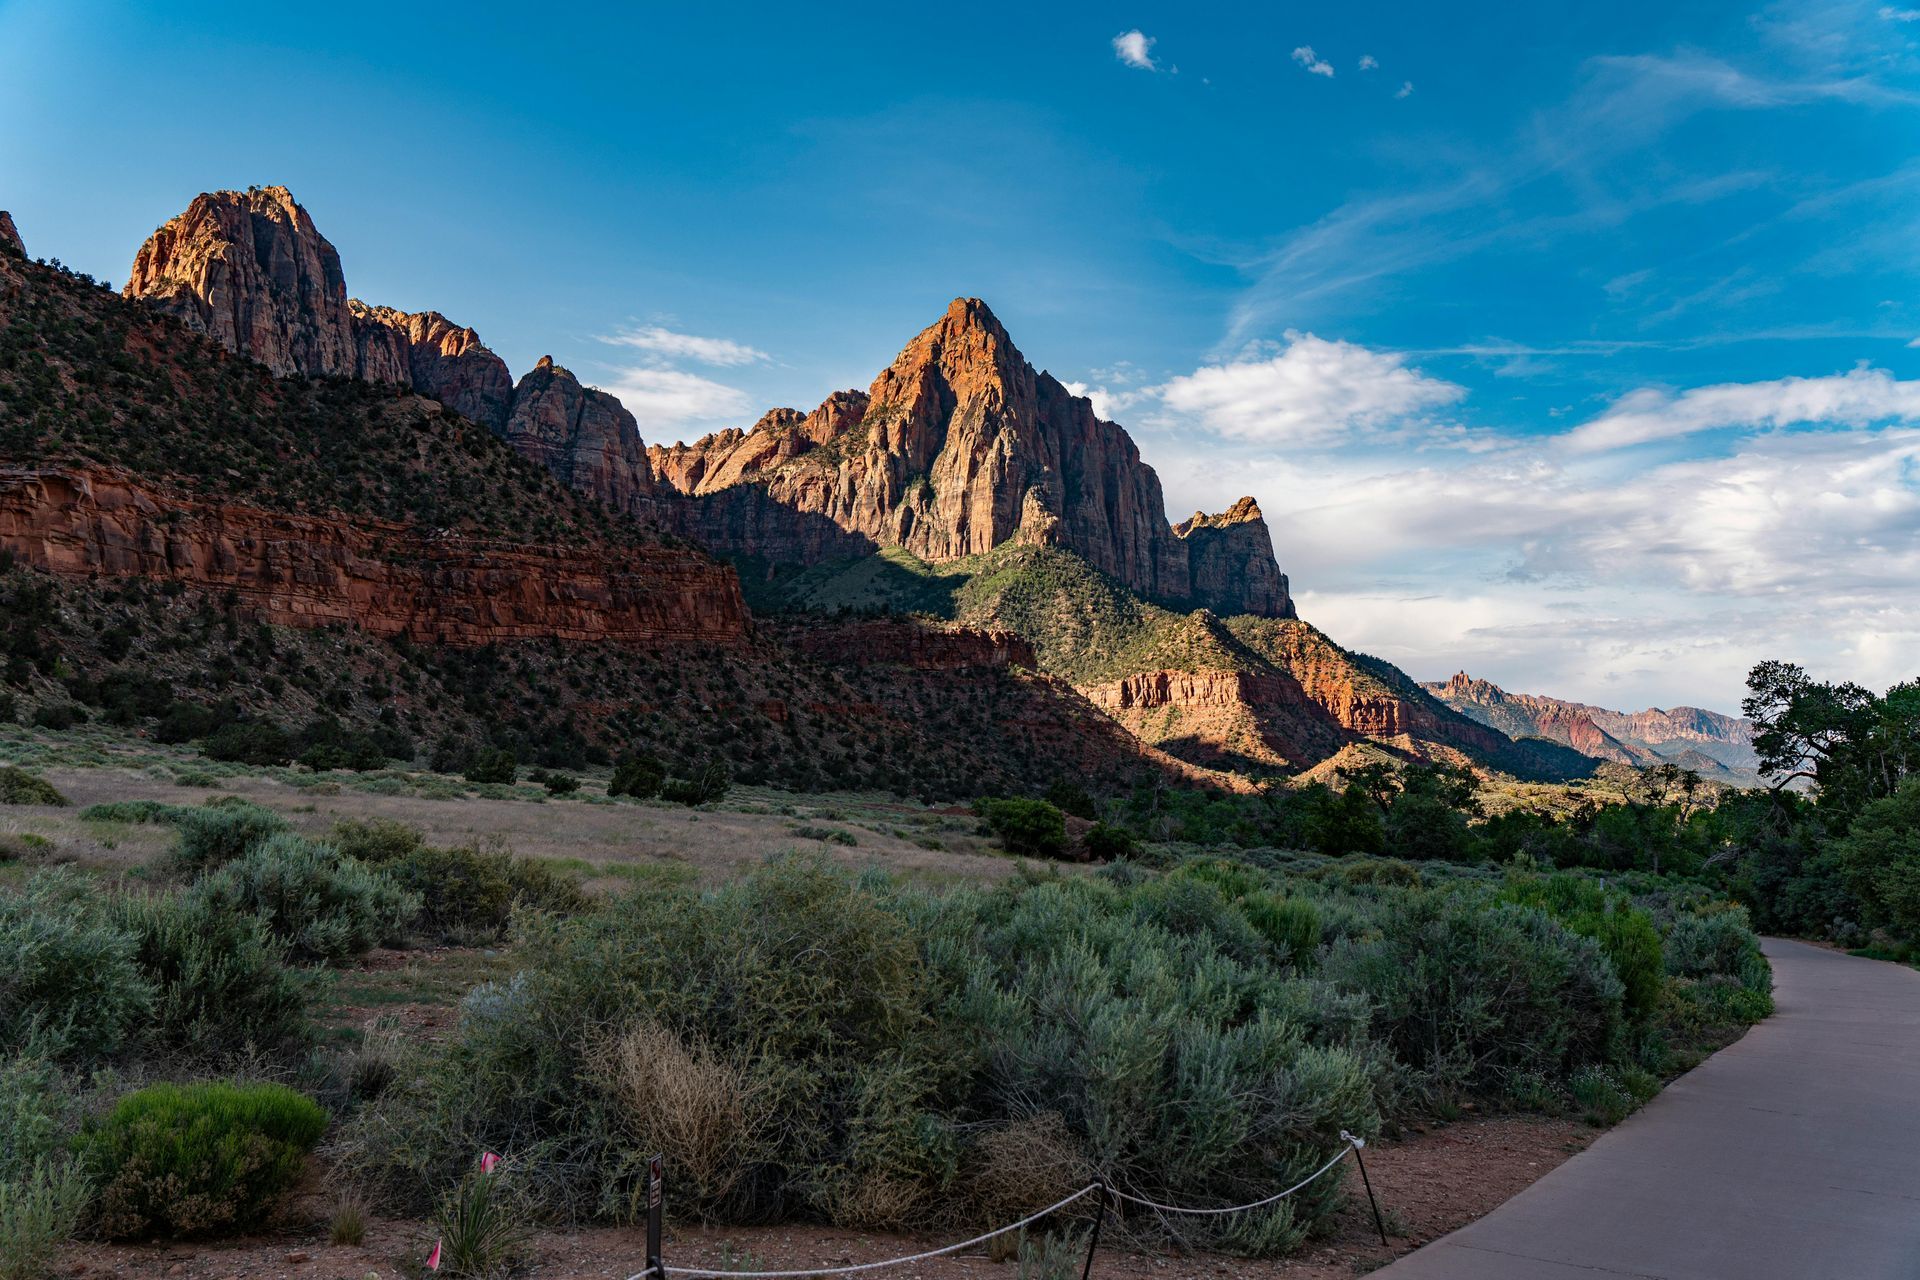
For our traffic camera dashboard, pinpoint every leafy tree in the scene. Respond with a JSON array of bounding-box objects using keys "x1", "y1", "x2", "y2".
[{"x1": 1834, "y1": 779, "x2": 1920, "y2": 939}]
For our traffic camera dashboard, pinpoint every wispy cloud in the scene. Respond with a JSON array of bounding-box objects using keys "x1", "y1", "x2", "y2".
[
  {"x1": 1358, "y1": 54, "x2": 1379, "y2": 71},
  {"x1": 1564, "y1": 365, "x2": 1920, "y2": 451},
  {"x1": 1879, "y1": 5, "x2": 1920, "y2": 21},
  {"x1": 598, "y1": 367, "x2": 752, "y2": 434},
  {"x1": 1113, "y1": 29, "x2": 1158, "y2": 71},
  {"x1": 600, "y1": 325, "x2": 768, "y2": 367},
  {"x1": 1292, "y1": 46, "x2": 1335, "y2": 77},
  {"x1": 1395, "y1": 80, "x2": 1414, "y2": 98}
]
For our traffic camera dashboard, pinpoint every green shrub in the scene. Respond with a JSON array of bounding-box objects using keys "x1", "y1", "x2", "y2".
[
  {"x1": 76, "y1": 1081, "x2": 328, "y2": 1239},
  {"x1": 172, "y1": 802, "x2": 290, "y2": 872},
  {"x1": 1569, "y1": 1066, "x2": 1634, "y2": 1126},
  {"x1": 114, "y1": 892, "x2": 314, "y2": 1059},
  {"x1": 1243, "y1": 893, "x2": 1324, "y2": 970},
  {"x1": 201, "y1": 721, "x2": 293, "y2": 767},
  {"x1": 1081, "y1": 822, "x2": 1136, "y2": 861},
  {"x1": 0, "y1": 870, "x2": 153, "y2": 1061},
  {"x1": 976, "y1": 798, "x2": 1067, "y2": 858},
  {"x1": 0, "y1": 767, "x2": 66, "y2": 807},
  {"x1": 1664, "y1": 909, "x2": 1772, "y2": 994},
  {"x1": 330, "y1": 817, "x2": 425, "y2": 863},
  {"x1": 540, "y1": 772, "x2": 579, "y2": 797},
  {"x1": 659, "y1": 761, "x2": 730, "y2": 806},
  {"x1": 0, "y1": 1161, "x2": 88, "y2": 1280},
  {"x1": 375, "y1": 844, "x2": 583, "y2": 942},
  {"x1": 186, "y1": 835, "x2": 419, "y2": 964},
  {"x1": 1323, "y1": 888, "x2": 1625, "y2": 1102},
  {"x1": 464, "y1": 749, "x2": 517, "y2": 785},
  {"x1": 79, "y1": 800, "x2": 187, "y2": 825},
  {"x1": 608, "y1": 753, "x2": 664, "y2": 800}
]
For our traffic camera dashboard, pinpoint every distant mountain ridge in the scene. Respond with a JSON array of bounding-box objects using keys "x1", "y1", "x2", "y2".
[{"x1": 1423, "y1": 671, "x2": 1758, "y2": 780}]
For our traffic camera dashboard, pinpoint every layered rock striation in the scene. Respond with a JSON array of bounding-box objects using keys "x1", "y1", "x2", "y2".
[{"x1": 0, "y1": 466, "x2": 744, "y2": 646}]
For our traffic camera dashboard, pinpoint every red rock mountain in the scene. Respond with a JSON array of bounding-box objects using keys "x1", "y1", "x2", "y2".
[
  {"x1": 1424, "y1": 672, "x2": 1757, "y2": 776},
  {"x1": 652, "y1": 299, "x2": 1294, "y2": 618},
  {"x1": 0, "y1": 211, "x2": 24, "y2": 258}
]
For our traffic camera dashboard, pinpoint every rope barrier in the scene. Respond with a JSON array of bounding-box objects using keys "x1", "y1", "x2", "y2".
[
  {"x1": 632, "y1": 1132, "x2": 1374, "y2": 1280},
  {"x1": 1104, "y1": 1136, "x2": 1359, "y2": 1218},
  {"x1": 645, "y1": 1183, "x2": 1098, "y2": 1279}
]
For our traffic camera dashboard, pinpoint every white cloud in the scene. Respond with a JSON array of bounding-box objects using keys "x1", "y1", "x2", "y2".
[
  {"x1": 600, "y1": 326, "x2": 768, "y2": 367},
  {"x1": 1395, "y1": 80, "x2": 1414, "y2": 98},
  {"x1": 1157, "y1": 332, "x2": 1464, "y2": 444},
  {"x1": 1564, "y1": 365, "x2": 1920, "y2": 451},
  {"x1": 1880, "y1": 6, "x2": 1920, "y2": 20},
  {"x1": 1358, "y1": 54, "x2": 1379, "y2": 70},
  {"x1": 597, "y1": 367, "x2": 752, "y2": 433},
  {"x1": 1113, "y1": 29, "x2": 1158, "y2": 70},
  {"x1": 1292, "y1": 46, "x2": 1335, "y2": 77},
  {"x1": 1141, "y1": 348, "x2": 1920, "y2": 707}
]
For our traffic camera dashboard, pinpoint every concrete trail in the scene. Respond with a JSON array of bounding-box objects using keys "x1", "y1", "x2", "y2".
[{"x1": 1372, "y1": 938, "x2": 1920, "y2": 1279}]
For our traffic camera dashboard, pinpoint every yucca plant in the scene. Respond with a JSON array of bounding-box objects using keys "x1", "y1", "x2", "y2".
[{"x1": 432, "y1": 1153, "x2": 528, "y2": 1278}]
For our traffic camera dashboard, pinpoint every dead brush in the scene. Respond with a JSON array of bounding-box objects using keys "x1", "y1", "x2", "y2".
[{"x1": 591, "y1": 1021, "x2": 770, "y2": 1220}]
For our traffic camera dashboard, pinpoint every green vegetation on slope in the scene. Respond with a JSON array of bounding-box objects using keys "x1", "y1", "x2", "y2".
[{"x1": 0, "y1": 253, "x2": 647, "y2": 548}]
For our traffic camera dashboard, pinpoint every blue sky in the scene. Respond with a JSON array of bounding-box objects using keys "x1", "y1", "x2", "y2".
[{"x1": 3, "y1": 0, "x2": 1917, "y2": 711}]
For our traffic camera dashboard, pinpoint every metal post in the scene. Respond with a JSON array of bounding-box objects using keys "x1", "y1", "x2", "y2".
[
  {"x1": 1345, "y1": 1135, "x2": 1389, "y2": 1247},
  {"x1": 646, "y1": 1153, "x2": 665, "y2": 1278},
  {"x1": 1079, "y1": 1182, "x2": 1110, "y2": 1280}
]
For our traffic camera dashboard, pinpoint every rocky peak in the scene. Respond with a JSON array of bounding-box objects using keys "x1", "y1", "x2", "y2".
[
  {"x1": 504, "y1": 357, "x2": 655, "y2": 517},
  {"x1": 0, "y1": 212, "x2": 22, "y2": 258},
  {"x1": 651, "y1": 297, "x2": 1295, "y2": 618},
  {"x1": 126, "y1": 185, "x2": 356, "y2": 377}
]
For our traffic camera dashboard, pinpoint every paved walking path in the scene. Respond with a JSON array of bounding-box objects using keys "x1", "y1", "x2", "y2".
[{"x1": 1372, "y1": 938, "x2": 1920, "y2": 1279}]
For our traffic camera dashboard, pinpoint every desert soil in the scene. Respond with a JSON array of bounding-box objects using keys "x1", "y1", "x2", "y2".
[{"x1": 56, "y1": 1116, "x2": 1593, "y2": 1280}]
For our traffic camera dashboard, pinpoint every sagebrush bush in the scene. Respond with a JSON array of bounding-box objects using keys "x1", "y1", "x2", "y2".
[
  {"x1": 0, "y1": 869, "x2": 153, "y2": 1060},
  {"x1": 369, "y1": 843, "x2": 583, "y2": 942},
  {"x1": 79, "y1": 800, "x2": 187, "y2": 825},
  {"x1": 77, "y1": 1081, "x2": 328, "y2": 1239},
  {"x1": 1322, "y1": 887, "x2": 1625, "y2": 1103},
  {"x1": 329, "y1": 817, "x2": 425, "y2": 863},
  {"x1": 0, "y1": 1161, "x2": 88, "y2": 1280},
  {"x1": 1665, "y1": 908, "x2": 1772, "y2": 994},
  {"x1": 187, "y1": 834, "x2": 418, "y2": 963},
  {"x1": 0, "y1": 767, "x2": 66, "y2": 807},
  {"x1": 172, "y1": 802, "x2": 289, "y2": 872},
  {"x1": 342, "y1": 856, "x2": 1374, "y2": 1255},
  {"x1": 114, "y1": 891, "x2": 314, "y2": 1060}
]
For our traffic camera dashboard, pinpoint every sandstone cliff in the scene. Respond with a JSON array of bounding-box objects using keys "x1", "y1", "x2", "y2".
[
  {"x1": 125, "y1": 186, "x2": 358, "y2": 377},
  {"x1": 348, "y1": 301, "x2": 515, "y2": 432},
  {"x1": 0, "y1": 466, "x2": 743, "y2": 646},
  {"x1": 504, "y1": 357, "x2": 656, "y2": 517},
  {"x1": 0, "y1": 212, "x2": 22, "y2": 258},
  {"x1": 651, "y1": 299, "x2": 1294, "y2": 618}
]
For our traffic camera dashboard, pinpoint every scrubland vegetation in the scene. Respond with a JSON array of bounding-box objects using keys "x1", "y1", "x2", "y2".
[{"x1": 0, "y1": 764, "x2": 1773, "y2": 1274}]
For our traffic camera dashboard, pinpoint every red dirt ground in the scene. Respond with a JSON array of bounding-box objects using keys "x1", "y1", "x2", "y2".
[{"x1": 57, "y1": 1115, "x2": 1594, "y2": 1280}]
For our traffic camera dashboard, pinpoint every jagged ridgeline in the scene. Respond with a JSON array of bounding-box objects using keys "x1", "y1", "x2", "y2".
[{"x1": 1, "y1": 188, "x2": 1595, "y2": 786}]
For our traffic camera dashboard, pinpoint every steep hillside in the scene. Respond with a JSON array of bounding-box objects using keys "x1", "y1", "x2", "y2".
[
  {"x1": 749, "y1": 543, "x2": 1593, "y2": 781},
  {"x1": 3, "y1": 231, "x2": 1189, "y2": 797}
]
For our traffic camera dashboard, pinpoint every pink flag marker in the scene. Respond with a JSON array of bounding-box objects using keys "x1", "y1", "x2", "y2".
[
  {"x1": 426, "y1": 1238, "x2": 442, "y2": 1271},
  {"x1": 480, "y1": 1151, "x2": 501, "y2": 1174}
]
